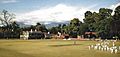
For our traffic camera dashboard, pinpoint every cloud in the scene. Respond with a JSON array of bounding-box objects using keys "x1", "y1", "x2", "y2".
[
  {"x1": 0, "y1": 0, "x2": 18, "y2": 3},
  {"x1": 16, "y1": 4, "x2": 98, "y2": 25}
]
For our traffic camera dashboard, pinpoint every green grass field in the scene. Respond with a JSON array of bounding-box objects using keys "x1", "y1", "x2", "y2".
[{"x1": 0, "y1": 40, "x2": 120, "y2": 57}]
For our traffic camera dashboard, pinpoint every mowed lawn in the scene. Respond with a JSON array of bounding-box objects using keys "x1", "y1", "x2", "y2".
[{"x1": 0, "y1": 40, "x2": 120, "y2": 57}]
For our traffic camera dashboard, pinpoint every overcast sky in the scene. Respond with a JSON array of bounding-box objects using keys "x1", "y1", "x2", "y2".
[{"x1": 0, "y1": 0, "x2": 120, "y2": 25}]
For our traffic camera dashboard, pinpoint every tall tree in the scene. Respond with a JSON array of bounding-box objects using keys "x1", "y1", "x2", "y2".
[
  {"x1": 84, "y1": 11, "x2": 95, "y2": 32},
  {"x1": 0, "y1": 10, "x2": 15, "y2": 29},
  {"x1": 111, "y1": 5, "x2": 120, "y2": 37},
  {"x1": 97, "y1": 8, "x2": 113, "y2": 34}
]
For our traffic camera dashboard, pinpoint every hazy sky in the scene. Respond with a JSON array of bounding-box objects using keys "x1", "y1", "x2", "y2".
[{"x1": 0, "y1": 0, "x2": 120, "y2": 25}]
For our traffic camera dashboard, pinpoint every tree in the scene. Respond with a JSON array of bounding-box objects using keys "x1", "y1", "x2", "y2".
[
  {"x1": 11, "y1": 21, "x2": 20, "y2": 32},
  {"x1": 84, "y1": 11, "x2": 94, "y2": 24},
  {"x1": 113, "y1": 5, "x2": 120, "y2": 20},
  {"x1": 36, "y1": 22, "x2": 42, "y2": 31},
  {"x1": 83, "y1": 11, "x2": 95, "y2": 32},
  {"x1": 69, "y1": 18, "x2": 82, "y2": 37},
  {"x1": 79, "y1": 23, "x2": 88, "y2": 35},
  {"x1": 111, "y1": 5, "x2": 120, "y2": 38},
  {"x1": 97, "y1": 8, "x2": 113, "y2": 37},
  {"x1": 83, "y1": 8, "x2": 113, "y2": 39},
  {"x1": 35, "y1": 22, "x2": 47, "y2": 32},
  {"x1": 49, "y1": 27, "x2": 59, "y2": 34},
  {"x1": 57, "y1": 24, "x2": 62, "y2": 32},
  {"x1": 0, "y1": 10, "x2": 15, "y2": 29},
  {"x1": 62, "y1": 25, "x2": 69, "y2": 34},
  {"x1": 85, "y1": 11, "x2": 92, "y2": 18}
]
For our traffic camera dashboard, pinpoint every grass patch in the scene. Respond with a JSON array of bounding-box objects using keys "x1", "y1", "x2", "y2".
[
  {"x1": 49, "y1": 44, "x2": 82, "y2": 47},
  {"x1": 0, "y1": 40, "x2": 120, "y2": 57}
]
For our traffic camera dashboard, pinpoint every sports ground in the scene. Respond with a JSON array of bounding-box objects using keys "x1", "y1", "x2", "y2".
[{"x1": 0, "y1": 40, "x2": 120, "y2": 57}]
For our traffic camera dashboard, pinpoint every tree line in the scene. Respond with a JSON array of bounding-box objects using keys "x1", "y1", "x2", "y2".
[
  {"x1": 0, "y1": 5, "x2": 120, "y2": 39},
  {"x1": 49, "y1": 5, "x2": 120, "y2": 39}
]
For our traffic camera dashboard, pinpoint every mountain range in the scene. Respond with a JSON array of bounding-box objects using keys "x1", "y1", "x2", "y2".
[{"x1": 17, "y1": 21, "x2": 70, "y2": 28}]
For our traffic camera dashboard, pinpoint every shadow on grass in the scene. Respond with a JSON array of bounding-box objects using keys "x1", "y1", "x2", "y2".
[{"x1": 49, "y1": 44, "x2": 82, "y2": 47}]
